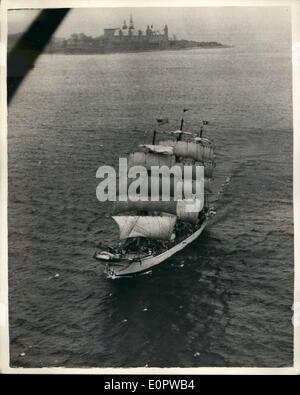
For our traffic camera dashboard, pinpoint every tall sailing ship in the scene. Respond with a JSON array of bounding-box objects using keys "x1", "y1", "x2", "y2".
[{"x1": 94, "y1": 113, "x2": 216, "y2": 278}]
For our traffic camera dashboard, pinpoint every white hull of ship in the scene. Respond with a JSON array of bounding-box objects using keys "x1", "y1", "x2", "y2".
[{"x1": 104, "y1": 218, "x2": 208, "y2": 278}]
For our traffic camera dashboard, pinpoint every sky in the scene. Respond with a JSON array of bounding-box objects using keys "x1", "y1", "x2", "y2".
[{"x1": 8, "y1": 6, "x2": 291, "y2": 48}]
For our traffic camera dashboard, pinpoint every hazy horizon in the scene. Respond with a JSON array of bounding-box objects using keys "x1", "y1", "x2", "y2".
[{"x1": 8, "y1": 7, "x2": 291, "y2": 50}]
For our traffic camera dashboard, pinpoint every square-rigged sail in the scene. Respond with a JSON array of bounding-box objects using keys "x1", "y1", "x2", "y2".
[
  {"x1": 159, "y1": 140, "x2": 214, "y2": 162},
  {"x1": 112, "y1": 215, "x2": 177, "y2": 240},
  {"x1": 113, "y1": 139, "x2": 215, "y2": 241}
]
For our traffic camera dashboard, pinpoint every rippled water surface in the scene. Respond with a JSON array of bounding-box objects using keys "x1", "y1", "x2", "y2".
[{"x1": 8, "y1": 46, "x2": 294, "y2": 367}]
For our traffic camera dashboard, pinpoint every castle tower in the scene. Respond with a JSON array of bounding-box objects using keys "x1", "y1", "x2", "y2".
[
  {"x1": 122, "y1": 20, "x2": 128, "y2": 29},
  {"x1": 129, "y1": 14, "x2": 134, "y2": 29},
  {"x1": 146, "y1": 25, "x2": 152, "y2": 37},
  {"x1": 164, "y1": 24, "x2": 168, "y2": 39},
  {"x1": 128, "y1": 14, "x2": 134, "y2": 37}
]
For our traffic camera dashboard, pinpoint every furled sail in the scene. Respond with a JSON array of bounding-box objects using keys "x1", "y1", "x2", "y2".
[
  {"x1": 112, "y1": 215, "x2": 177, "y2": 240},
  {"x1": 139, "y1": 144, "x2": 174, "y2": 155},
  {"x1": 168, "y1": 130, "x2": 193, "y2": 136},
  {"x1": 128, "y1": 151, "x2": 176, "y2": 168},
  {"x1": 128, "y1": 150, "x2": 214, "y2": 177},
  {"x1": 159, "y1": 140, "x2": 214, "y2": 162}
]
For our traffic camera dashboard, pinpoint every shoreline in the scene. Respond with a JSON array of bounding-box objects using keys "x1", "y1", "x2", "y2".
[{"x1": 45, "y1": 44, "x2": 231, "y2": 56}]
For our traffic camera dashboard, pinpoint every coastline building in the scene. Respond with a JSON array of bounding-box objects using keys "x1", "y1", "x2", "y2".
[
  {"x1": 102, "y1": 14, "x2": 169, "y2": 48},
  {"x1": 39, "y1": 14, "x2": 222, "y2": 53}
]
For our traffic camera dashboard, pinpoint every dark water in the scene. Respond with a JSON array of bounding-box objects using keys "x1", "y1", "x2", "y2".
[{"x1": 8, "y1": 46, "x2": 294, "y2": 367}]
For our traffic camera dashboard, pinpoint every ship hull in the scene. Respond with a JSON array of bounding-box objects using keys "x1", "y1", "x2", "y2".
[{"x1": 104, "y1": 218, "x2": 208, "y2": 278}]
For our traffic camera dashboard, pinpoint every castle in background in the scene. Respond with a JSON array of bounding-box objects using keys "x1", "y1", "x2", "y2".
[
  {"x1": 102, "y1": 14, "x2": 169, "y2": 46},
  {"x1": 35, "y1": 14, "x2": 224, "y2": 54},
  {"x1": 61, "y1": 14, "x2": 171, "y2": 51}
]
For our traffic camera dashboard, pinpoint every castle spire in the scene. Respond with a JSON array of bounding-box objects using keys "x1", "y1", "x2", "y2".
[
  {"x1": 129, "y1": 14, "x2": 134, "y2": 29},
  {"x1": 164, "y1": 24, "x2": 168, "y2": 38}
]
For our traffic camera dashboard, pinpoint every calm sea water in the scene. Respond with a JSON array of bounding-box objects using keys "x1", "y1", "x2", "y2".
[{"x1": 8, "y1": 46, "x2": 294, "y2": 367}]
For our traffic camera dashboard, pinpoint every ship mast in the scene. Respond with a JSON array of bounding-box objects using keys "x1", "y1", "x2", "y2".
[
  {"x1": 152, "y1": 129, "x2": 157, "y2": 145},
  {"x1": 178, "y1": 108, "x2": 189, "y2": 141},
  {"x1": 199, "y1": 122, "x2": 203, "y2": 138}
]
